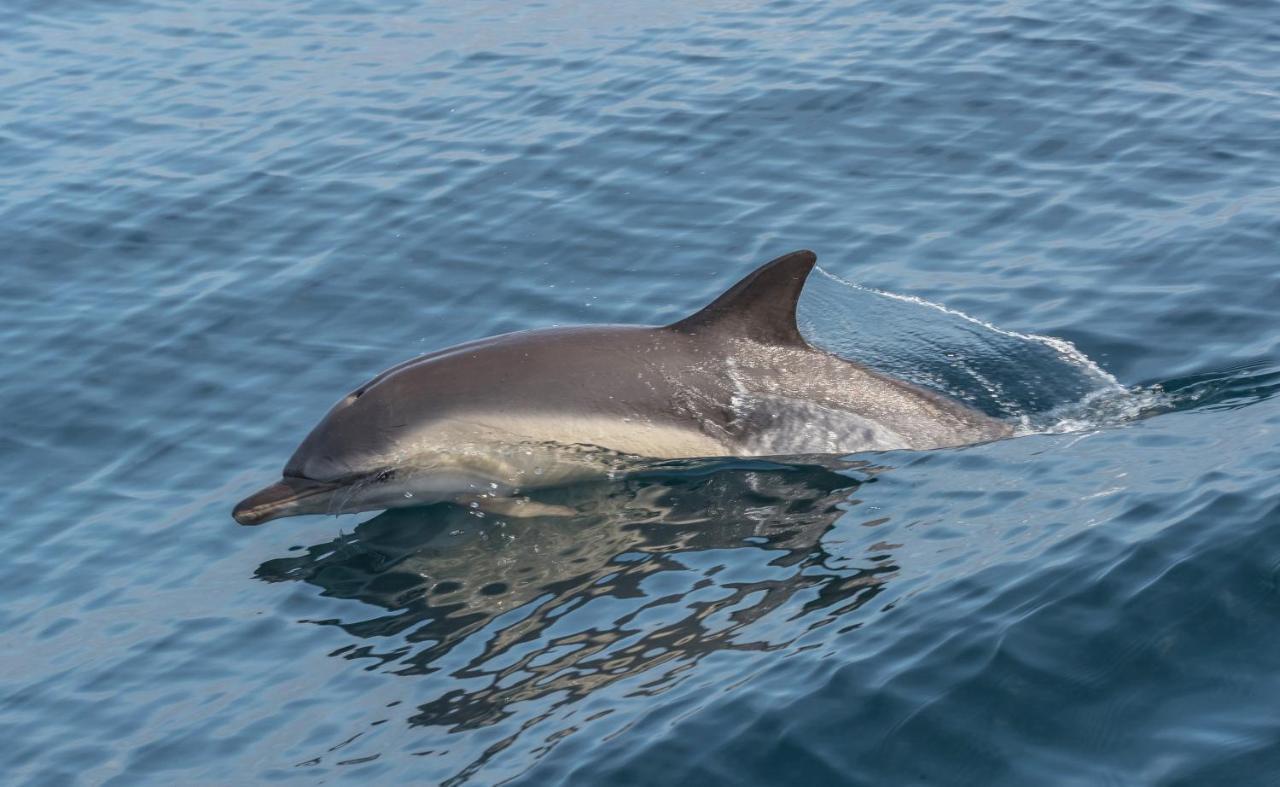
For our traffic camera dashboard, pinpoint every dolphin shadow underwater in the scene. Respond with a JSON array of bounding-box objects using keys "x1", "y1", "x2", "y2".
[
  {"x1": 234, "y1": 250, "x2": 1011, "y2": 525},
  {"x1": 255, "y1": 458, "x2": 894, "y2": 730}
]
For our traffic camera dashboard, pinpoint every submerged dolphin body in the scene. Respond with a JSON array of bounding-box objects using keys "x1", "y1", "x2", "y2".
[{"x1": 233, "y1": 251, "x2": 1010, "y2": 525}]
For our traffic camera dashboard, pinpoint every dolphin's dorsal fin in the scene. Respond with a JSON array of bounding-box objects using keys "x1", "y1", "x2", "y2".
[{"x1": 667, "y1": 249, "x2": 817, "y2": 346}]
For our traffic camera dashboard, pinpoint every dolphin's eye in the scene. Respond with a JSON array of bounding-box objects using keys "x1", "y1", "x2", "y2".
[{"x1": 374, "y1": 469, "x2": 396, "y2": 483}]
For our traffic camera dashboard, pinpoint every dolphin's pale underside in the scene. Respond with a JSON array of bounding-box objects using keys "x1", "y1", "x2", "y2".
[{"x1": 233, "y1": 250, "x2": 1010, "y2": 524}]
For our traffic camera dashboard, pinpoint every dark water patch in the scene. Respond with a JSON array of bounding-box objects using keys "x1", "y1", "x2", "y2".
[{"x1": 1154, "y1": 361, "x2": 1280, "y2": 414}]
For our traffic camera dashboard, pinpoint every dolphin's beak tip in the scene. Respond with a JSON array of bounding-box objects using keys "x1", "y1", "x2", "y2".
[
  {"x1": 231, "y1": 500, "x2": 265, "y2": 526},
  {"x1": 232, "y1": 477, "x2": 337, "y2": 526},
  {"x1": 231, "y1": 479, "x2": 293, "y2": 526}
]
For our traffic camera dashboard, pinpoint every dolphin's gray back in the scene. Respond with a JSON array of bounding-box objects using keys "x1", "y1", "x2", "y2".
[{"x1": 285, "y1": 250, "x2": 1009, "y2": 481}]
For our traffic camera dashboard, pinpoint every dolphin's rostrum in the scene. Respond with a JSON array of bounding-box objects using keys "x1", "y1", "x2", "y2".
[{"x1": 233, "y1": 251, "x2": 1010, "y2": 525}]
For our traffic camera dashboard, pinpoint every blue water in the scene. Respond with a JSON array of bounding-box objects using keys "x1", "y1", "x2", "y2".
[{"x1": 4, "y1": 0, "x2": 1280, "y2": 783}]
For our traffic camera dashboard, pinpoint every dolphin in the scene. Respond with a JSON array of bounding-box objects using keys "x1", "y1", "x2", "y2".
[{"x1": 233, "y1": 250, "x2": 1010, "y2": 525}]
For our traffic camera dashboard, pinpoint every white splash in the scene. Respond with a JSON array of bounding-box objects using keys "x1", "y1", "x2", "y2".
[{"x1": 810, "y1": 266, "x2": 1169, "y2": 437}]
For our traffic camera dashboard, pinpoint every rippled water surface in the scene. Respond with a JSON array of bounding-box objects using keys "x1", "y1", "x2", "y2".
[{"x1": 4, "y1": 0, "x2": 1280, "y2": 784}]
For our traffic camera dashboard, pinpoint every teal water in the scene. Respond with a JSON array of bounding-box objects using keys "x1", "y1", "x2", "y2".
[{"x1": 3, "y1": 0, "x2": 1280, "y2": 784}]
